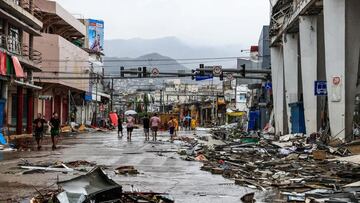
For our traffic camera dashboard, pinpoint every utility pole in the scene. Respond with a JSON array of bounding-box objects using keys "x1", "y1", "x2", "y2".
[
  {"x1": 110, "y1": 78, "x2": 114, "y2": 112},
  {"x1": 94, "y1": 75, "x2": 98, "y2": 127},
  {"x1": 68, "y1": 89, "x2": 71, "y2": 124}
]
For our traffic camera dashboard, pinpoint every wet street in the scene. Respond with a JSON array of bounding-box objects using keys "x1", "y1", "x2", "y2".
[{"x1": 0, "y1": 129, "x2": 270, "y2": 202}]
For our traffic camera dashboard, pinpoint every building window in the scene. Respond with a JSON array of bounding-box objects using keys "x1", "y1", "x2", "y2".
[{"x1": 8, "y1": 26, "x2": 20, "y2": 54}]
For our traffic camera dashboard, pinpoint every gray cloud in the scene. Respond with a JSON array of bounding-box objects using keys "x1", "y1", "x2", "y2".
[{"x1": 54, "y1": 0, "x2": 269, "y2": 47}]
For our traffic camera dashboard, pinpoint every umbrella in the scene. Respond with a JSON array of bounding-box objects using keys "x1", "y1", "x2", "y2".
[
  {"x1": 124, "y1": 110, "x2": 137, "y2": 115},
  {"x1": 185, "y1": 115, "x2": 191, "y2": 119}
]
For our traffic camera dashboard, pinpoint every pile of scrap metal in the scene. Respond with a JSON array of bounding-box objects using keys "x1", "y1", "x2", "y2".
[
  {"x1": 31, "y1": 167, "x2": 174, "y2": 203},
  {"x1": 179, "y1": 128, "x2": 360, "y2": 202}
]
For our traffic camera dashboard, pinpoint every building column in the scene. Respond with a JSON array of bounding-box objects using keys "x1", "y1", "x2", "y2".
[
  {"x1": 324, "y1": 0, "x2": 360, "y2": 141},
  {"x1": 299, "y1": 16, "x2": 319, "y2": 134},
  {"x1": 283, "y1": 33, "x2": 300, "y2": 133},
  {"x1": 29, "y1": 34, "x2": 34, "y2": 61},
  {"x1": 16, "y1": 86, "x2": 24, "y2": 135},
  {"x1": 271, "y1": 46, "x2": 288, "y2": 135},
  {"x1": 26, "y1": 89, "x2": 34, "y2": 134}
]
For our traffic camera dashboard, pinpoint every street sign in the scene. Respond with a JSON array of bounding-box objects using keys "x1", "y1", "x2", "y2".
[
  {"x1": 332, "y1": 76, "x2": 341, "y2": 85},
  {"x1": 226, "y1": 73, "x2": 234, "y2": 81},
  {"x1": 331, "y1": 76, "x2": 342, "y2": 102},
  {"x1": 196, "y1": 75, "x2": 213, "y2": 81},
  {"x1": 265, "y1": 82, "x2": 272, "y2": 90},
  {"x1": 213, "y1": 66, "x2": 222, "y2": 77},
  {"x1": 151, "y1": 68, "x2": 160, "y2": 77},
  {"x1": 314, "y1": 81, "x2": 327, "y2": 96}
]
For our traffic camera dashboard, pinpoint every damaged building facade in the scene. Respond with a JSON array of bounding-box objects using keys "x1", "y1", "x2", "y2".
[
  {"x1": 0, "y1": 0, "x2": 43, "y2": 135},
  {"x1": 0, "y1": 0, "x2": 109, "y2": 136},
  {"x1": 269, "y1": 0, "x2": 360, "y2": 141}
]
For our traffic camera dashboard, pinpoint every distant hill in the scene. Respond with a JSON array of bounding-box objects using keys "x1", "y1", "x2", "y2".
[
  {"x1": 104, "y1": 36, "x2": 243, "y2": 69},
  {"x1": 104, "y1": 52, "x2": 188, "y2": 74}
]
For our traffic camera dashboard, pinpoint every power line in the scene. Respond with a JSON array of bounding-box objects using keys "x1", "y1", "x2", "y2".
[
  {"x1": 41, "y1": 56, "x2": 248, "y2": 63},
  {"x1": 38, "y1": 59, "x2": 237, "y2": 73}
]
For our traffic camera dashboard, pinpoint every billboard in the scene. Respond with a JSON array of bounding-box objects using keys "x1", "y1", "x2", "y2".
[{"x1": 87, "y1": 19, "x2": 104, "y2": 52}]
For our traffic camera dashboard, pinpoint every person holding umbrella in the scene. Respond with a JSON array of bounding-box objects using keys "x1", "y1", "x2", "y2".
[
  {"x1": 124, "y1": 110, "x2": 137, "y2": 141},
  {"x1": 126, "y1": 115, "x2": 135, "y2": 141}
]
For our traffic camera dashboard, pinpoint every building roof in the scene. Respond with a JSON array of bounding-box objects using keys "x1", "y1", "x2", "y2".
[{"x1": 34, "y1": 0, "x2": 86, "y2": 38}]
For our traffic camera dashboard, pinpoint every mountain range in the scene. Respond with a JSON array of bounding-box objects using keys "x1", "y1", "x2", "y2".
[
  {"x1": 104, "y1": 36, "x2": 244, "y2": 59},
  {"x1": 103, "y1": 53, "x2": 188, "y2": 74},
  {"x1": 103, "y1": 36, "x2": 244, "y2": 70}
]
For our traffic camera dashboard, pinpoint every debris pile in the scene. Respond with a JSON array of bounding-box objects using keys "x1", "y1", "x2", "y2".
[
  {"x1": 30, "y1": 167, "x2": 174, "y2": 203},
  {"x1": 179, "y1": 125, "x2": 360, "y2": 202}
]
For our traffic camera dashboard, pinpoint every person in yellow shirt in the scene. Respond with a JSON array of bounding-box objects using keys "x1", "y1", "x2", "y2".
[
  {"x1": 191, "y1": 117, "x2": 197, "y2": 135},
  {"x1": 173, "y1": 117, "x2": 179, "y2": 136}
]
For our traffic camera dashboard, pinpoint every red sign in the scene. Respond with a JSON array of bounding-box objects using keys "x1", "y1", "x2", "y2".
[{"x1": 332, "y1": 76, "x2": 341, "y2": 85}]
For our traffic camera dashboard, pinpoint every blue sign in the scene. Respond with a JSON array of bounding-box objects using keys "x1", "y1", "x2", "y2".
[
  {"x1": 265, "y1": 82, "x2": 272, "y2": 90},
  {"x1": 196, "y1": 75, "x2": 213, "y2": 81},
  {"x1": 314, "y1": 81, "x2": 327, "y2": 96},
  {"x1": 84, "y1": 92, "x2": 92, "y2": 101}
]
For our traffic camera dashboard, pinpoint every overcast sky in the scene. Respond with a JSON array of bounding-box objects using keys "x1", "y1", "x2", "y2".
[{"x1": 55, "y1": 0, "x2": 270, "y2": 47}]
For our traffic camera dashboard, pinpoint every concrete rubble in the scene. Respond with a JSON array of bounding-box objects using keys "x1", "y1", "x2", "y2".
[{"x1": 176, "y1": 124, "x2": 360, "y2": 203}]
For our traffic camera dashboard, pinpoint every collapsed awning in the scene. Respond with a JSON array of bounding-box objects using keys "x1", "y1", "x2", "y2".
[{"x1": 12, "y1": 56, "x2": 25, "y2": 78}]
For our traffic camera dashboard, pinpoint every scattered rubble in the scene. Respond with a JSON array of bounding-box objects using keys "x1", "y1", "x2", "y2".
[
  {"x1": 29, "y1": 167, "x2": 174, "y2": 203},
  {"x1": 115, "y1": 165, "x2": 140, "y2": 175},
  {"x1": 177, "y1": 125, "x2": 360, "y2": 202}
]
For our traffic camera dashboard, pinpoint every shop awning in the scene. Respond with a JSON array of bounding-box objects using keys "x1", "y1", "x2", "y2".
[
  {"x1": 12, "y1": 56, "x2": 25, "y2": 78},
  {"x1": 0, "y1": 51, "x2": 6, "y2": 75}
]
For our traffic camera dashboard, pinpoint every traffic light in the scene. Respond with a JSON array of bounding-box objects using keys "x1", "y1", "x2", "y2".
[
  {"x1": 138, "y1": 67, "x2": 142, "y2": 78},
  {"x1": 191, "y1": 69, "x2": 195, "y2": 80},
  {"x1": 142, "y1": 67, "x2": 147, "y2": 78},
  {"x1": 199, "y1": 64, "x2": 205, "y2": 76},
  {"x1": 219, "y1": 72, "x2": 224, "y2": 81},
  {"x1": 120, "y1": 66, "x2": 124, "y2": 78},
  {"x1": 241, "y1": 64, "x2": 246, "y2": 77}
]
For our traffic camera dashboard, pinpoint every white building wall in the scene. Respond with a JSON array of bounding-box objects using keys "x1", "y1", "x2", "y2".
[
  {"x1": 299, "y1": 16, "x2": 319, "y2": 134},
  {"x1": 283, "y1": 33, "x2": 299, "y2": 132},
  {"x1": 271, "y1": 46, "x2": 287, "y2": 135},
  {"x1": 324, "y1": 0, "x2": 360, "y2": 140}
]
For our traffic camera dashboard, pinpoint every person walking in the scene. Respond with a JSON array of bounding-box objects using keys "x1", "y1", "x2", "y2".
[
  {"x1": 191, "y1": 117, "x2": 197, "y2": 135},
  {"x1": 117, "y1": 114, "x2": 123, "y2": 137},
  {"x1": 142, "y1": 114, "x2": 150, "y2": 141},
  {"x1": 150, "y1": 113, "x2": 161, "y2": 141},
  {"x1": 49, "y1": 112, "x2": 60, "y2": 150},
  {"x1": 168, "y1": 116, "x2": 176, "y2": 141},
  {"x1": 126, "y1": 115, "x2": 135, "y2": 141},
  {"x1": 33, "y1": 113, "x2": 46, "y2": 150},
  {"x1": 173, "y1": 117, "x2": 179, "y2": 136}
]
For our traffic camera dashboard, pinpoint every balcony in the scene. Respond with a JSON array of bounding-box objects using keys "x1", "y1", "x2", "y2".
[
  {"x1": 0, "y1": 34, "x2": 42, "y2": 71},
  {"x1": 269, "y1": 0, "x2": 323, "y2": 45},
  {"x1": 0, "y1": 0, "x2": 43, "y2": 30}
]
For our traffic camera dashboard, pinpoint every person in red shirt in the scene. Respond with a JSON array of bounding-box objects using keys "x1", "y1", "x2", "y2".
[{"x1": 150, "y1": 113, "x2": 161, "y2": 141}]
